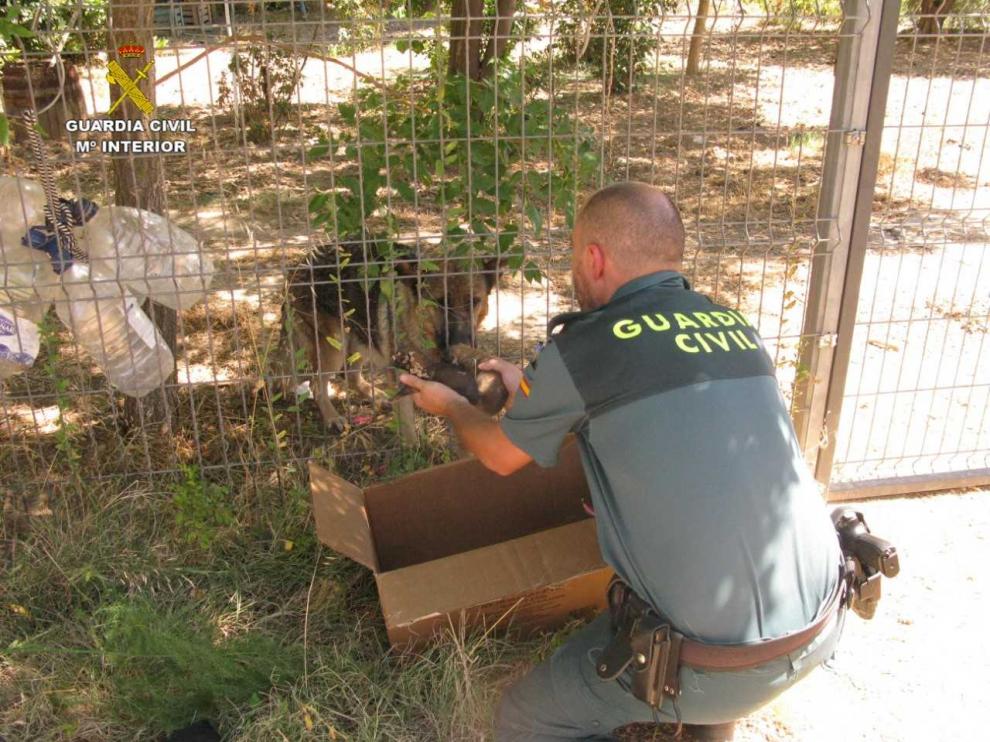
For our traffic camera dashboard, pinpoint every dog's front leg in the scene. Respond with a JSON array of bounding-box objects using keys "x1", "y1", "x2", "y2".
[
  {"x1": 313, "y1": 374, "x2": 347, "y2": 431},
  {"x1": 352, "y1": 368, "x2": 391, "y2": 411}
]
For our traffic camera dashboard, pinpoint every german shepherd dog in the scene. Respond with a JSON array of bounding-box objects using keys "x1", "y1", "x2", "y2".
[{"x1": 271, "y1": 240, "x2": 502, "y2": 428}]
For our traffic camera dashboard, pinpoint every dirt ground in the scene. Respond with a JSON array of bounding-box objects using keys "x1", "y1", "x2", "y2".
[{"x1": 728, "y1": 488, "x2": 990, "y2": 742}]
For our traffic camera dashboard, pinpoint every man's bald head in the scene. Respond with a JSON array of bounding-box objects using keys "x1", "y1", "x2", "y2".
[{"x1": 573, "y1": 182, "x2": 685, "y2": 270}]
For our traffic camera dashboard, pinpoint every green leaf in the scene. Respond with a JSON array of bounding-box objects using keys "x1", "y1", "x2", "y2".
[
  {"x1": 308, "y1": 192, "x2": 329, "y2": 213},
  {"x1": 523, "y1": 261, "x2": 543, "y2": 284},
  {"x1": 471, "y1": 197, "x2": 496, "y2": 217},
  {"x1": 471, "y1": 170, "x2": 496, "y2": 195},
  {"x1": 525, "y1": 203, "x2": 543, "y2": 237},
  {"x1": 358, "y1": 121, "x2": 383, "y2": 145},
  {"x1": 338, "y1": 102, "x2": 356, "y2": 125},
  {"x1": 339, "y1": 175, "x2": 361, "y2": 196},
  {"x1": 499, "y1": 224, "x2": 519, "y2": 253},
  {"x1": 470, "y1": 219, "x2": 492, "y2": 238},
  {"x1": 308, "y1": 141, "x2": 330, "y2": 159},
  {"x1": 0, "y1": 19, "x2": 33, "y2": 38},
  {"x1": 395, "y1": 181, "x2": 415, "y2": 201},
  {"x1": 379, "y1": 277, "x2": 394, "y2": 301},
  {"x1": 325, "y1": 336, "x2": 343, "y2": 351},
  {"x1": 0, "y1": 114, "x2": 8, "y2": 147}
]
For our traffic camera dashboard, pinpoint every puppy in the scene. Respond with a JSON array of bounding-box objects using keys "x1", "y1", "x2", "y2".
[
  {"x1": 393, "y1": 344, "x2": 510, "y2": 416},
  {"x1": 270, "y1": 240, "x2": 502, "y2": 428}
]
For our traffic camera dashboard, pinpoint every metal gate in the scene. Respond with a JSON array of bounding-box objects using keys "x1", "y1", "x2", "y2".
[{"x1": 793, "y1": 0, "x2": 990, "y2": 498}]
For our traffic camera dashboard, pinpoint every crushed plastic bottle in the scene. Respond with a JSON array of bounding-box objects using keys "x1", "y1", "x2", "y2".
[
  {"x1": 0, "y1": 307, "x2": 40, "y2": 380},
  {"x1": 76, "y1": 206, "x2": 213, "y2": 311},
  {"x1": 0, "y1": 244, "x2": 59, "y2": 324},
  {"x1": 0, "y1": 176, "x2": 47, "y2": 243},
  {"x1": 0, "y1": 176, "x2": 58, "y2": 324},
  {"x1": 55, "y1": 262, "x2": 174, "y2": 398}
]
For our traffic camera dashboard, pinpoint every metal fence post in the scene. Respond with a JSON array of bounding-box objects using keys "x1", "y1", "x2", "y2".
[{"x1": 792, "y1": 0, "x2": 901, "y2": 489}]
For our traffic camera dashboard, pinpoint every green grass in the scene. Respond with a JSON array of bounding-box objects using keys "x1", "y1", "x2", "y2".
[
  {"x1": 0, "y1": 428, "x2": 560, "y2": 740},
  {"x1": 0, "y1": 323, "x2": 557, "y2": 740}
]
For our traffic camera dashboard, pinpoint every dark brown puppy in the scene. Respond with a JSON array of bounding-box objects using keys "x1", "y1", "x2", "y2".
[{"x1": 393, "y1": 345, "x2": 510, "y2": 417}]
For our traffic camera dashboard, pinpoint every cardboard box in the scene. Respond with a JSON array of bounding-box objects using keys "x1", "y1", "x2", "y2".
[{"x1": 309, "y1": 441, "x2": 613, "y2": 648}]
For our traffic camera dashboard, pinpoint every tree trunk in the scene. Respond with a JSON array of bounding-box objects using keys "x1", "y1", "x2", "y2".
[
  {"x1": 918, "y1": 0, "x2": 955, "y2": 36},
  {"x1": 108, "y1": 0, "x2": 177, "y2": 432},
  {"x1": 478, "y1": 0, "x2": 517, "y2": 78},
  {"x1": 686, "y1": 0, "x2": 711, "y2": 77},
  {"x1": 0, "y1": 58, "x2": 86, "y2": 143},
  {"x1": 448, "y1": 0, "x2": 485, "y2": 80}
]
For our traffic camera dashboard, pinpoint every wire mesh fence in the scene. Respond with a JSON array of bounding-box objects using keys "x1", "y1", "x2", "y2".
[{"x1": 0, "y1": 0, "x2": 986, "y2": 506}]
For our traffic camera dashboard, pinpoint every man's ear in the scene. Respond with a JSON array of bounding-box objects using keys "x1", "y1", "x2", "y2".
[
  {"x1": 482, "y1": 255, "x2": 506, "y2": 291},
  {"x1": 586, "y1": 243, "x2": 606, "y2": 279}
]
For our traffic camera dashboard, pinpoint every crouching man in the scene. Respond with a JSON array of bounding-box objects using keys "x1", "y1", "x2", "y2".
[{"x1": 400, "y1": 182, "x2": 844, "y2": 741}]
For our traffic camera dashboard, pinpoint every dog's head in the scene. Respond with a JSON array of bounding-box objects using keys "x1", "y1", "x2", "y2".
[{"x1": 396, "y1": 255, "x2": 503, "y2": 349}]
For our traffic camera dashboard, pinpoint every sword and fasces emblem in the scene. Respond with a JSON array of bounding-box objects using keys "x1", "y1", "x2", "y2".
[{"x1": 107, "y1": 45, "x2": 154, "y2": 115}]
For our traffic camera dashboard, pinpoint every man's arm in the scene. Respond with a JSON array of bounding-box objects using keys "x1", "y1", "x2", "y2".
[{"x1": 398, "y1": 373, "x2": 533, "y2": 476}]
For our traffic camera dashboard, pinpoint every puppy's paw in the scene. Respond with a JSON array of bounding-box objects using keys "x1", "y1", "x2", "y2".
[
  {"x1": 391, "y1": 350, "x2": 432, "y2": 376},
  {"x1": 391, "y1": 350, "x2": 413, "y2": 370},
  {"x1": 326, "y1": 418, "x2": 347, "y2": 434},
  {"x1": 476, "y1": 370, "x2": 510, "y2": 416}
]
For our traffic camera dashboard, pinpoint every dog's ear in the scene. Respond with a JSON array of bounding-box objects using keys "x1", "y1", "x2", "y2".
[
  {"x1": 391, "y1": 242, "x2": 420, "y2": 276},
  {"x1": 482, "y1": 255, "x2": 506, "y2": 292},
  {"x1": 394, "y1": 258, "x2": 419, "y2": 276}
]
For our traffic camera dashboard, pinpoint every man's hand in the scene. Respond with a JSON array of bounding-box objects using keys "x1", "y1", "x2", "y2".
[
  {"x1": 479, "y1": 358, "x2": 523, "y2": 407},
  {"x1": 398, "y1": 373, "x2": 470, "y2": 416},
  {"x1": 398, "y1": 370, "x2": 532, "y2": 476}
]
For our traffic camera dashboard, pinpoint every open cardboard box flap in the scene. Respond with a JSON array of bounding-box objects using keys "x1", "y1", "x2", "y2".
[
  {"x1": 309, "y1": 438, "x2": 611, "y2": 647},
  {"x1": 308, "y1": 462, "x2": 379, "y2": 571}
]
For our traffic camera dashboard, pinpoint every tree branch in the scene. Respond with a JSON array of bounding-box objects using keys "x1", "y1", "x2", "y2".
[{"x1": 154, "y1": 34, "x2": 385, "y2": 91}]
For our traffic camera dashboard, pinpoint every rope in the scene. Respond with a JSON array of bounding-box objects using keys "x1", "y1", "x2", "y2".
[{"x1": 19, "y1": 108, "x2": 86, "y2": 263}]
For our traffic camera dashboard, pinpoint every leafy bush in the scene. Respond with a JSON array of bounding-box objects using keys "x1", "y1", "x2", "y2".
[
  {"x1": 308, "y1": 62, "x2": 599, "y2": 280},
  {"x1": 554, "y1": 0, "x2": 675, "y2": 92},
  {"x1": 171, "y1": 466, "x2": 236, "y2": 550},
  {"x1": 0, "y1": 0, "x2": 108, "y2": 58},
  {"x1": 217, "y1": 43, "x2": 305, "y2": 144}
]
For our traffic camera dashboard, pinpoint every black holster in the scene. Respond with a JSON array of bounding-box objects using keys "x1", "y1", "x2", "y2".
[
  {"x1": 596, "y1": 577, "x2": 684, "y2": 709},
  {"x1": 832, "y1": 507, "x2": 900, "y2": 620}
]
